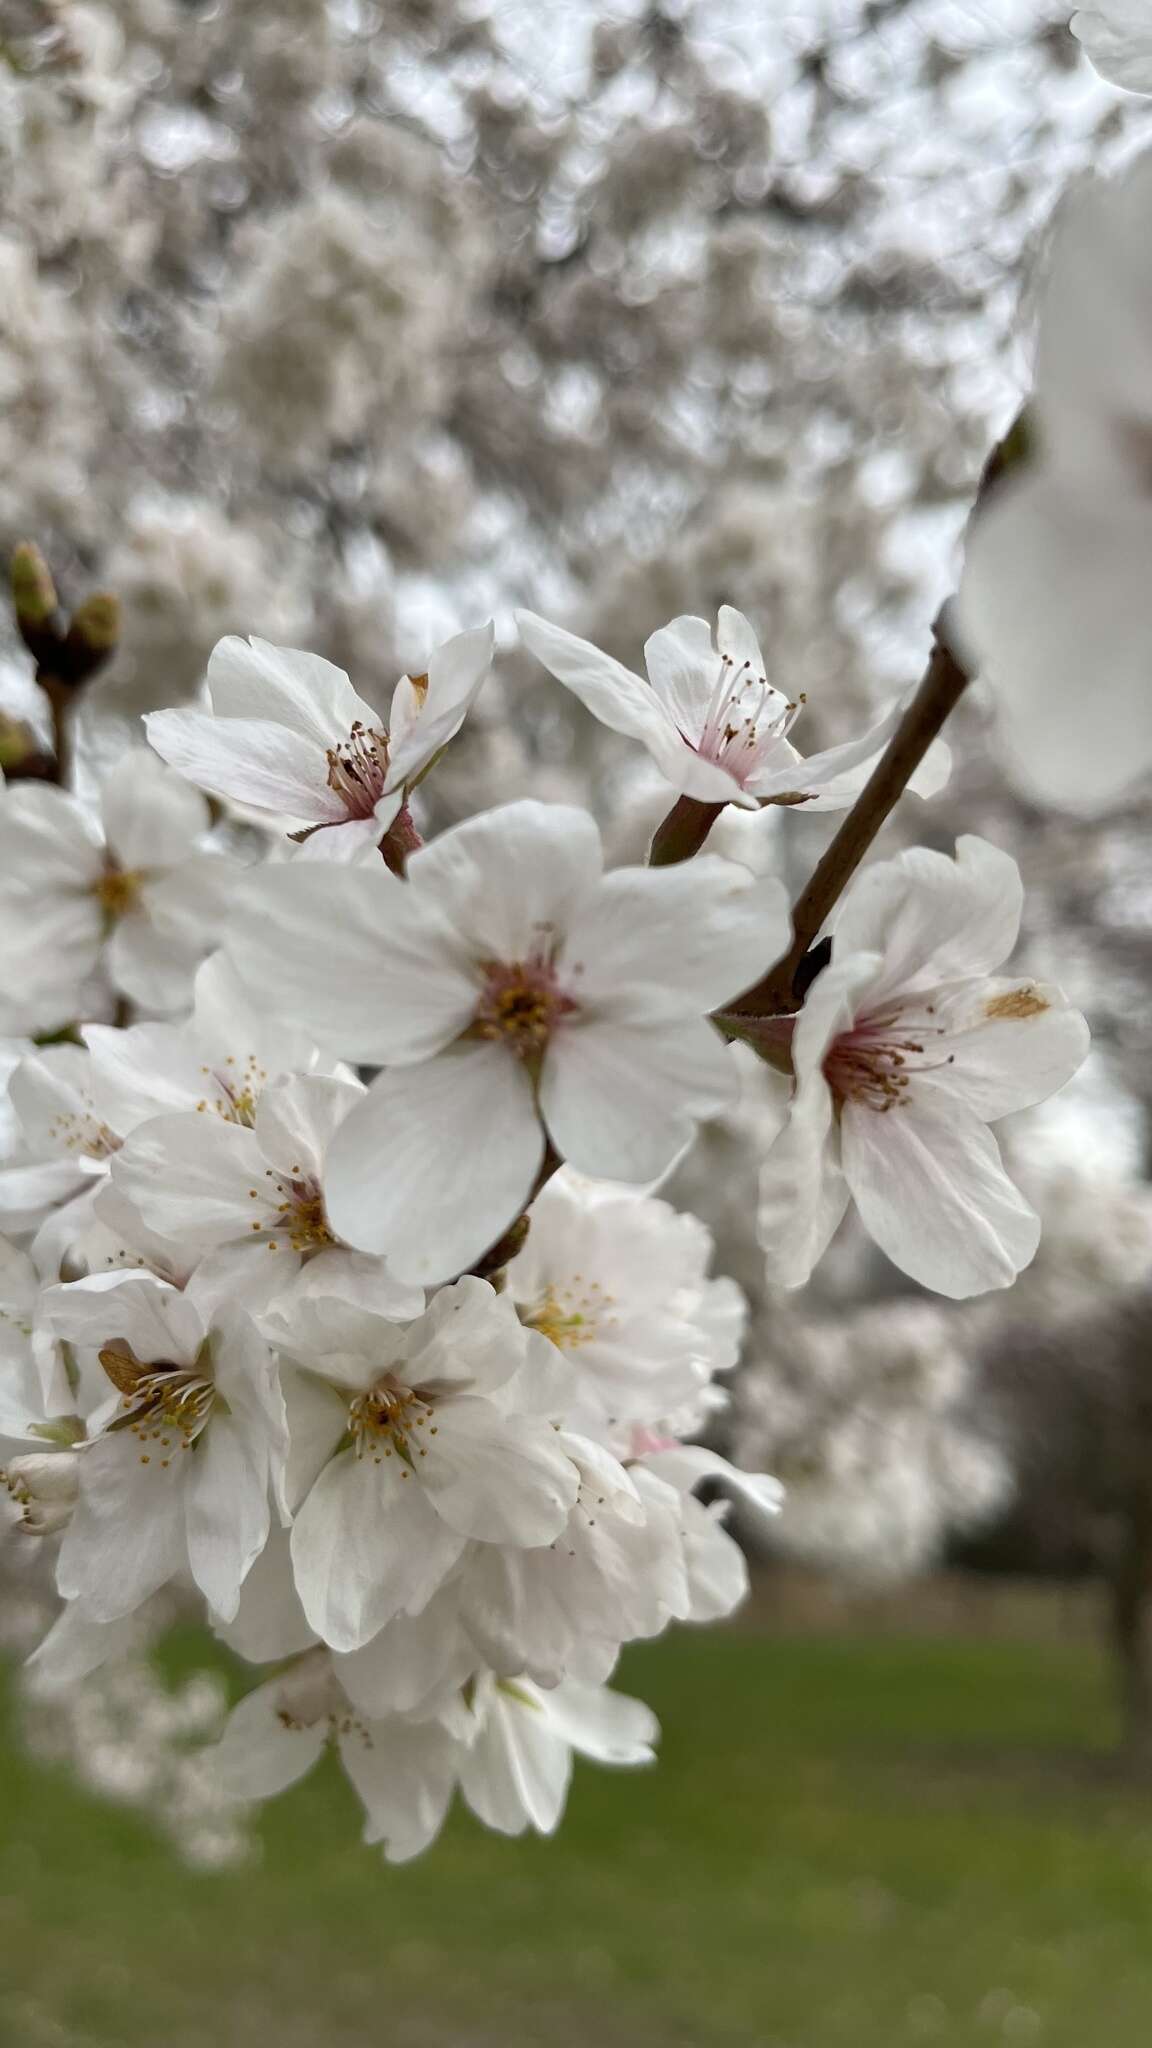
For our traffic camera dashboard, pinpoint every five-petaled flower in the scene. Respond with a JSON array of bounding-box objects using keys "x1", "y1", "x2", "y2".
[
  {"x1": 223, "y1": 799, "x2": 790, "y2": 1283},
  {"x1": 146, "y1": 626, "x2": 494, "y2": 863},
  {"x1": 758, "y1": 837, "x2": 1090, "y2": 1298},
  {"x1": 517, "y1": 605, "x2": 948, "y2": 813}
]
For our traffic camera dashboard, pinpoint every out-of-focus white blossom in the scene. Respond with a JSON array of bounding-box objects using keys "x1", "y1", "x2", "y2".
[
  {"x1": 1072, "y1": 5, "x2": 1152, "y2": 93},
  {"x1": 957, "y1": 148, "x2": 1152, "y2": 812},
  {"x1": 0, "y1": 752, "x2": 235, "y2": 1031}
]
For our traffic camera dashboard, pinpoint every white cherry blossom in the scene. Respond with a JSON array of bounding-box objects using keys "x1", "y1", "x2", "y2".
[
  {"x1": 146, "y1": 625, "x2": 494, "y2": 863},
  {"x1": 82, "y1": 950, "x2": 340, "y2": 1142},
  {"x1": 210, "y1": 1648, "x2": 461, "y2": 1863},
  {"x1": 210, "y1": 1651, "x2": 658, "y2": 1861},
  {"x1": 757, "y1": 838, "x2": 1090, "y2": 1298},
  {"x1": 273, "y1": 1278, "x2": 584, "y2": 1653},
  {"x1": 224, "y1": 800, "x2": 790, "y2": 1284},
  {"x1": 516, "y1": 605, "x2": 949, "y2": 813},
  {"x1": 100, "y1": 1069, "x2": 423, "y2": 1321},
  {"x1": 1, "y1": 1044, "x2": 121, "y2": 1276},
  {"x1": 507, "y1": 1169, "x2": 746, "y2": 1440},
  {"x1": 0, "y1": 751, "x2": 234, "y2": 1031},
  {"x1": 1072, "y1": 5, "x2": 1152, "y2": 92},
  {"x1": 40, "y1": 1268, "x2": 288, "y2": 1622}
]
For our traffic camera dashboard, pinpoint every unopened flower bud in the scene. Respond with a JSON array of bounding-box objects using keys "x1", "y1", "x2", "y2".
[
  {"x1": 10, "y1": 542, "x2": 60, "y2": 632},
  {"x1": 64, "y1": 592, "x2": 121, "y2": 684},
  {"x1": 4, "y1": 1451, "x2": 80, "y2": 1535}
]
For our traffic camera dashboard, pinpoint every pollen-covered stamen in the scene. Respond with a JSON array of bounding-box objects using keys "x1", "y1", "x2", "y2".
[
  {"x1": 44, "y1": 1099, "x2": 120, "y2": 1159},
  {"x1": 92, "y1": 862, "x2": 146, "y2": 918},
  {"x1": 195, "y1": 1052, "x2": 269, "y2": 1126},
  {"x1": 823, "y1": 1005, "x2": 952, "y2": 1113},
  {"x1": 523, "y1": 1278, "x2": 616, "y2": 1351},
  {"x1": 248, "y1": 1164, "x2": 335, "y2": 1255},
  {"x1": 325, "y1": 720, "x2": 391, "y2": 820},
  {"x1": 348, "y1": 1376, "x2": 437, "y2": 1467},
  {"x1": 99, "y1": 1343, "x2": 216, "y2": 1459},
  {"x1": 474, "y1": 957, "x2": 578, "y2": 1061},
  {"x1": 694, "y1": 653, "x2": 800, "y2": 783}
]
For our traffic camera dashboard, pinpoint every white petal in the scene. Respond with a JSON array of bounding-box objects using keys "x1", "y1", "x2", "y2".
[
  {"x1": 833, "y1": 837, "x2": 1023, "y2": 1000},
  {"x1": 186, "y1": 1416, "x2": 270, "y2": 1620},
  {"x1": 556, "y1": 857, "x2": 790, "y2": 1012},
  {"x1": 957, "y1": 475, "x2": 1152, "y2": 813},
  {"x1": 324, "y1": 1044, "x2": 544, "y2": 1286},
  {"x1": 459, "y1": 1685, "x2": 571, "y2": 1836},
  {"x1": 924, "y1": 980, "x2": 1090, "y2": 1121},
  {"x1": 405, "y1": 799, "x2": 603, "y2": 964},
  {"x1": 540, "y1": 1013, "x2": 735, "y2": 1182},
  {"x1": 290, "y1": 1450, "x2": 465, "y2": 1652},
  {"x1": 99, "y1": 750, "x2": 209, "y2": 868},
  {"x1": 642, "y1": 613, "x2": 722, "y2": 730},
  {"x1": 145, "y1": 708, "x2": 343, "y2": 825},
  {"x1": 224, "y1": 865, "x2": 476, "y2": 1065},
  {"x1": 338, "y1": 1715, "x2": 458, "y2": 1860},
  {"x1": 206, "y1": 635, "x2": 374, "y2": 746},
  {"x1": 1072, "y1": 6, "x2": 1152, "y2": 92},
  {"x1": 385, "y1": 621, "x2": 495, "y2": 788},
  {"x1": 841, "y1": 1093, "x2": 1040, "y2": 1298},
  {"x1": 254, "y1": 1072, "x2": 360, "y2": 1182},
  {"x1": 40, "y1": 1269, "x2": 202, "y2": 1364},
  {"x1": 56, "y1": 1435, "x2": 188, "y2": 1621},
  {"x1": 109, "y1": 1111, "x2": 270, "y2": 1248},
  {"x1": 517, "y1": 610, "x2": 683, "y2": 763},
  {"x1": 211, "y1": 1678, "x2": 327, "y2": 1801},
  {"x1": 104, "y1": 913, "x2": 202, "y2": 1014},
  {"x1": 213, "y1": 1531, "x2": 317, "y2": 1662},
  {"x1": 419, "y1": 1399, "x2": 578, "y2": 1545},
  {"x1": 540, "y1": 1678, "x2": 659, "y2": 1765}
]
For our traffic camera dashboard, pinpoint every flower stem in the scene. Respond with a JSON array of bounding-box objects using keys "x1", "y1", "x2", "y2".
[
  {"x1": 726, "y1": 616, "x2": 970, "y2": 1018},
  {"x1": 648, "y1": 796, "x2": 725, "y2": 866}
]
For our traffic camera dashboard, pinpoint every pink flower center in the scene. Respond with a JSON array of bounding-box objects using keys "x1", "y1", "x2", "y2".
[
  {"x1": 473, "y1": 958, "x2": 578, "y2": 1062},
  {"x1": 325, "y1": 721, "x2": 390, "y2": 819},
  {"x1": 823, "y1": 1006, "x2": 952, "y2": 1113},
  {"x1": 695, "y1": 653, "x2": 805, "y2": 788}
]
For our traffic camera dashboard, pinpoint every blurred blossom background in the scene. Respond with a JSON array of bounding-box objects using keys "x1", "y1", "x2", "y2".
[{"x1": 4, "y1": 1, "x2": 1152, "y2": 2043}]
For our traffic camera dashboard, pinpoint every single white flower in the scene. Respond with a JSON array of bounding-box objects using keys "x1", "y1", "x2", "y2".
[
  {"x1": 956, "y1": 150, "x2": 1152, "y2": 810},
  {"x1": 507, "y1": 1169, "x2": 746, "y2": 1440},
  {"x1": 224, "y1": 800, "x2": 790, "y2": 1284},
  {"x1": 458, "y1": 1448, "x2": 689, "y2": 1689},
  {"x1": 41, "y1": 1268, "x2": 288, "y2": 1622},
  {"x1": 757, "y1": 838, "x2": 1090, "y2": 1298},
  {"x1": 275, "y1": 1278, "x2": 583, "y2": 1653},
  {"x1": 0, "y1": 751, "x2": 233, "y2": 1030},
  {"x1": 1, "y1": 1044, "x2": 121, "y2": 1276},
  {"x1": 0, "y1": 1233, "x2": 74, "y2": 1431},
  {"x1": 82, "y1": 950, "x2": 340, "y2": 1141},
  {"x1": 516, "y1": 605, "x2": 948, "y2": 812},
  {"x1": 100, "y1": 1069, "x2": 423, "y2": 1320},
  {"x1": 1072, "y1": 4, "x2": 1152, "y2": 92},
  {"x1": 146, "y1": 625, "x2": 494, "y2": 862},
  {"x1": 209, "y1": 1648, "x2": 461, "y2": 1863},
  {"x1": 3, "y1": 1449, "x2": 80, "y2": 1533}
]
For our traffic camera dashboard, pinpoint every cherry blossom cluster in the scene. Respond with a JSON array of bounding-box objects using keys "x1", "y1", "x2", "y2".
[{"x1": 0, "y1": 595, "x2": 1088, "y2": 1859}]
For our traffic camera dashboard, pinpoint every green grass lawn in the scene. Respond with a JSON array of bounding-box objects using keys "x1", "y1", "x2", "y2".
[{"x1": 2, "y1": 1618, "x2": 1152, "y2": 2047}]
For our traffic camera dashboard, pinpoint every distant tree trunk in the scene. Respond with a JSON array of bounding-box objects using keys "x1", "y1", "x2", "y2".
[{"x1": 1108, "y1": 1482, "x2": 1152, "y2": 1766}]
